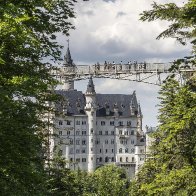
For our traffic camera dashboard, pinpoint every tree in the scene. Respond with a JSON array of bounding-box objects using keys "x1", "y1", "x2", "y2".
[
  {"x1": 0, "y1": 0, "x2": 77, "y2": 195},
  {"x1": 140, "y1": 0, "x2": 196, "y2": 52},
  {"x1": 130, "y1": 1, "x2": 196, "y2": 195}
]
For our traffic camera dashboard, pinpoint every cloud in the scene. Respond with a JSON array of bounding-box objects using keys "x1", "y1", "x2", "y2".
[{"x1": 58, "y1": 0, "x2": 189, "y2": 128}]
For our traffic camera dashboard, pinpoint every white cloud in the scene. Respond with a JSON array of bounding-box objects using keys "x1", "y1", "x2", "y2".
[{"x1": 61, "y1": 0, "x2": 190, "y2": 128}]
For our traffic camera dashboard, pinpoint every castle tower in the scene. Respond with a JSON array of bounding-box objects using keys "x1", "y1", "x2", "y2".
[
  {"x1": 137, "y1": 103, "x2": 143, "y2": 133},
  {"x1": 62, "y1": 43, "x2": 75, "y2": 91},
  {"x1": 130, "y1": 91, "x2": 138, "y2": 116},
  {"x1": 84, "y1": 77, "x2": 97, "y2": 172}
]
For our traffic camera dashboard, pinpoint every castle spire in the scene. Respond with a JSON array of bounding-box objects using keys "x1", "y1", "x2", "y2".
[
  {"x1": 64, "y1": 39, "x2": 73, "y2": 66},
  {"x1": 86, "y1": 76, "x2": 96, "y2": 94}
]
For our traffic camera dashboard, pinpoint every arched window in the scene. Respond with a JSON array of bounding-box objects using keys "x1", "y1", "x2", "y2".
[{"x1": 119, "y1": 148, "x2": 122, "y2": 153}]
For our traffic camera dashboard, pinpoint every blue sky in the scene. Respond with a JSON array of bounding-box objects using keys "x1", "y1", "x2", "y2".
[{"x1": 57, "y1": 0, "x2": 190, "y2": 130}]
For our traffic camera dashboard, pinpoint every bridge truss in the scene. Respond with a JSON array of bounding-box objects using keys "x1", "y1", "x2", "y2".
[{"x1": 51, "y1": 62, "x2": 196, "y2": 85}]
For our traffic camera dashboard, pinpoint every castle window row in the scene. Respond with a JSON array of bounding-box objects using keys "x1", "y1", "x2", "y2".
[
  {"x1": 58, "y1": 120, "x2": 132, "y2": 126},
  {"x1": 119, "y1": 157, "x2": 135, "y2": 163}
]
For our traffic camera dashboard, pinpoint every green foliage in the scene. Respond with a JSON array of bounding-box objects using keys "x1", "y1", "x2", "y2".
[
  {"x1": 140, "y1": 0, "x2": 196, "y2": 51},
  {"x1": 0, "y1": 0, "x2": 77, "y2": 195},
  {"x1": 132, "y1": 78, "x2": 196, "y2": 195}
]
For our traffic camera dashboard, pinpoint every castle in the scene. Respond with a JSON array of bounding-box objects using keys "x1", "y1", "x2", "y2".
[{"x1": 51, "y1": 46, "x2": 146, "y2": 178}]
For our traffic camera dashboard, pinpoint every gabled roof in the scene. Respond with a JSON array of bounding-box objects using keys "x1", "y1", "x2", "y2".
[{"x1": 55, "y1": 90, "x2": 139, "y2": 117}]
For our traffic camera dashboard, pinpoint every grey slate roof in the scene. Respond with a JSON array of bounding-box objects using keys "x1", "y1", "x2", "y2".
[{"x1": 55, "y1": 90, "x2": 138, "y2": 117}]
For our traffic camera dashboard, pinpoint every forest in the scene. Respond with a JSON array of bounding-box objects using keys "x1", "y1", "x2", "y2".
[{"x1": 0, "y1": 0, "x2": 195, "y2": 195}]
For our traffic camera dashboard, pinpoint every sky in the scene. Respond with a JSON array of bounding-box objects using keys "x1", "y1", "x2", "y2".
[{"x1": 57, "y1": 0, "x2": 191, "y2": 130}]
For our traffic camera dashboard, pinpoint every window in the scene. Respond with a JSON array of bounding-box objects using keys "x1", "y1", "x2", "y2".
[
  {"x1": 91, "y1": 128, "x2": 93, "y2": 134},
  {"x1": 99, "y1": 131, "x2": 102, "y2": 135},
  {"x1": 100, "y1": 149, "x2": 102, "y2": 153},
  {"x1": 111, "y1": 157, "x2": 114, "y2": 162},
  {"x1": 70, "y1": 158, "x2": 73, "y2": 162},
  {"x1": 96, "y1": 140, "x2": 100, "y2": 144},
  {"x1": 140, "y1": 157, "x2": 144, "y2": 161},
  {"x1": 140, "y1": 138, "x2": 145, "y2": 142},
  {"x1": 91, "y1": 157, "x2": 93, "y2": 161},
  {"x1": 70, "y1": 148, "x2": 73, "y2": 154},
  {"x1": 140, "y1": 149, "x2": 144, "y2": 153},
  {"x1": 120, "y1": 140, "x2": 123, "y2": 144},
  {"x1": 111, "y1": 139, "x2": 114, "y2": 144},
  {"x1": 76, "y1": 139, "x2": 80, "y2": 145},
  {"x1": 110, "y1": 121, "x2": 114, "y2": 126},
  {"x1": 67, "y1": 120, "x2": 71, "y2": 125},
  {"x1": 119, "y1": 148, "x2": 122, "y2": 153},
  {"x1": 131, "y1": 140, "x2": 134, "y2": 144},
  {"x1": 131, "y1": 130, "x2": 134, "y2": 135},
  {"x1": 105, "y1": 149, "x2": 108, "y2": 153},
  {"x1": 76, "y1": 120, "x2": 80, "y2": 125},
  {"x1": 105, "y1": 140, "x2": 108, "y2": 144},
  {"x1": 76, "y1": 131, "x2": 80, "y2": 135},
  {"x1": 76, "y1": 149, "x2": 80, "y2": 154},
  {"x1": 76, "y1": 158, "x2": 80, "y2": 162},
  {"x1": 131, "y1": 148, "x2": 135, "y2": 153},
  {"x1": 125, "y1": 148, "x2": 128, "y2": 153},
  {"x1": 91, "y1": 139, "x2": 93, "y2": 143},
  {"x1": 120, "y1": 157, "x2": 122, "y2": 162},
  {"x1": 82, "y1": 121, "x2": 86, "y2": 125},
  {"x1": 132, "y1": 157, "x2": 135, "y2": 162},
  {"x1": 82, "y1": 149, "x2": 86, "y2": 153},
  {"x1": 99, "y1": 157, "x2": 102, "y2": 162},
  {"x1": 67, "y1": 131, "x2": 70, "y2": 135},
  {"x1": 111, "y1": 149, "x2": 114, "y2": 153},
  {"x1": 105, "y1": 131, "x2": 108, "y2": 135},
  {"x1": 118, "y1": 121, "x2": 123, "y2": 126},
  {"x1": 101, "y1": 121, "x2": 105, "y2": 126},
  {"x1": 119, "y1": 130, "x2": 122, "y2": 135},
  {"x1": 59, "y1": 121, "x2": 63, "y2": 126},
  {"x1": 111, "y1": 131, "x2": 114, "y2": 135},
  {"x1": 59, "y1": 131, "x2": 62, "y2": 135},
  {"x1": 124, "y1": 131, "x2": 128, "y2": 135},
  {"x1": 126, "y1": 157, "x2": 129, "y2": 162},
  {"x1": 91, "y1": 148, "x2": 93, "y2": 152},
  {"x1": 127, "y1": 121, "x2": 131, "y2": 126},
  {"x1": 82, "y1": 140, "x2": 86, "y2": 145},
  {"x1": 70, "y1": 140, "x2": 73, "y2": 145},
  {"x1": 82, "y1": 158, "x2": 86, "y2": 162},
  {"x1": 82, "y1": 131, "x2": 86, "y2": 135},
  {"x1": 105, "y1": 157, "x2": 108, "y2": 162}
]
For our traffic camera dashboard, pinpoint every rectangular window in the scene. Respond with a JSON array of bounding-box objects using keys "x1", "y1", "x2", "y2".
[
  {"x1": 120, "y1": 157, "x2": 122, "y2": 162},
  {"x1": 100, "y1": 149, "x2": 102, "y2": 153},
  {"x1": 111, "y1": 139, "x2": 114, "y2": 144},
  {"x1": 59, "y1": 131, "x2": 62, "y2": 135},
  {"x1": 126, "y1": 157, "x2": 128, "y2": 162},
  {"x1": 111, "y1": 131, "x2": 114, "y2": 135},
  {"x1": 127, "y1": 121, "x2": 131, "y2": 126},
  {"x1": 82, "y1": 149, "x2": 86, "y2": 153},
  {"x1": 105, "y1": 140, "x2": 108, "y2": 144},
  {"x1": 82, "y1": 158, "x2": 86, "y2": 162},
  {"x1": 76, "y1": 120, "x2": 80, "y2": 125},
  {"x1": 112, "y1": 149, "x2": 114, "y2": 153},
  {"x1": 76, "y1": 158, "x2": 80, "y2": 162},
  {"x1": 99, "y1": 131, "x2": 102, "y2": 135},
  {"x1": 110, "y1": 121, "x2": 114, "y2": 126},
  {"x1": 76, "y1": 149, "x2": 80, "y2": 154},
  {"x1": 101, "y1": 121, "x2": 105, "y2": 126},
  {"x1": 76, "y1": 140, "x2": 80, "y2": 145},
  {"x1": 67, "y1": 131, "x2": 70, "y2": 135},
  {"x1": 119, "y1": 130, "x2": 122, "y2": 135},
  {"x1": 118, "y1": 121, "x2": 123, "y2": 126},
  {"x1": 105, "y1": 149, "x2": 108, "y2": 153},
  {"x1": 76, "y1": 131, "x2": 80, "y2": 135},
  {"x1": 82, "y1": 131, "x2": 86, "y2": 135},
  {"x1": 105, "y1": 131, "x2": 108, "y2": 135},
  {"x1": 82, "y1": 140, "x2": 86, "y2": 145},
  {"x1": 67, "y1": 120, "x2": 71, "y2": 125},
  {"x1": 82, "y1": 121, "x2": 86, "y2": 125},
  {"x1": 131, "y1": 140, "x2": 134, "y2": 144},
  {"x1": 70, "y1": 140, "x2": 73, "y2": 145}
]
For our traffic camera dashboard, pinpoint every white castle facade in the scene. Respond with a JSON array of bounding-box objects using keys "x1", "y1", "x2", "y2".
[{"x1": 51, "y1": 46, "x2": 147, "y2": 178}]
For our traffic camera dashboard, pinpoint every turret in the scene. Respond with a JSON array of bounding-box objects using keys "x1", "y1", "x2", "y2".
[
  {"x1": 62, "y1": 42, "x2": 75, "y2": 91},
  {"x1": 85, "y1": 77, "x2": 97, "y2": 172},
  {"x1": 130, "y1": 91, "x2": 138, "y2": 115}
]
